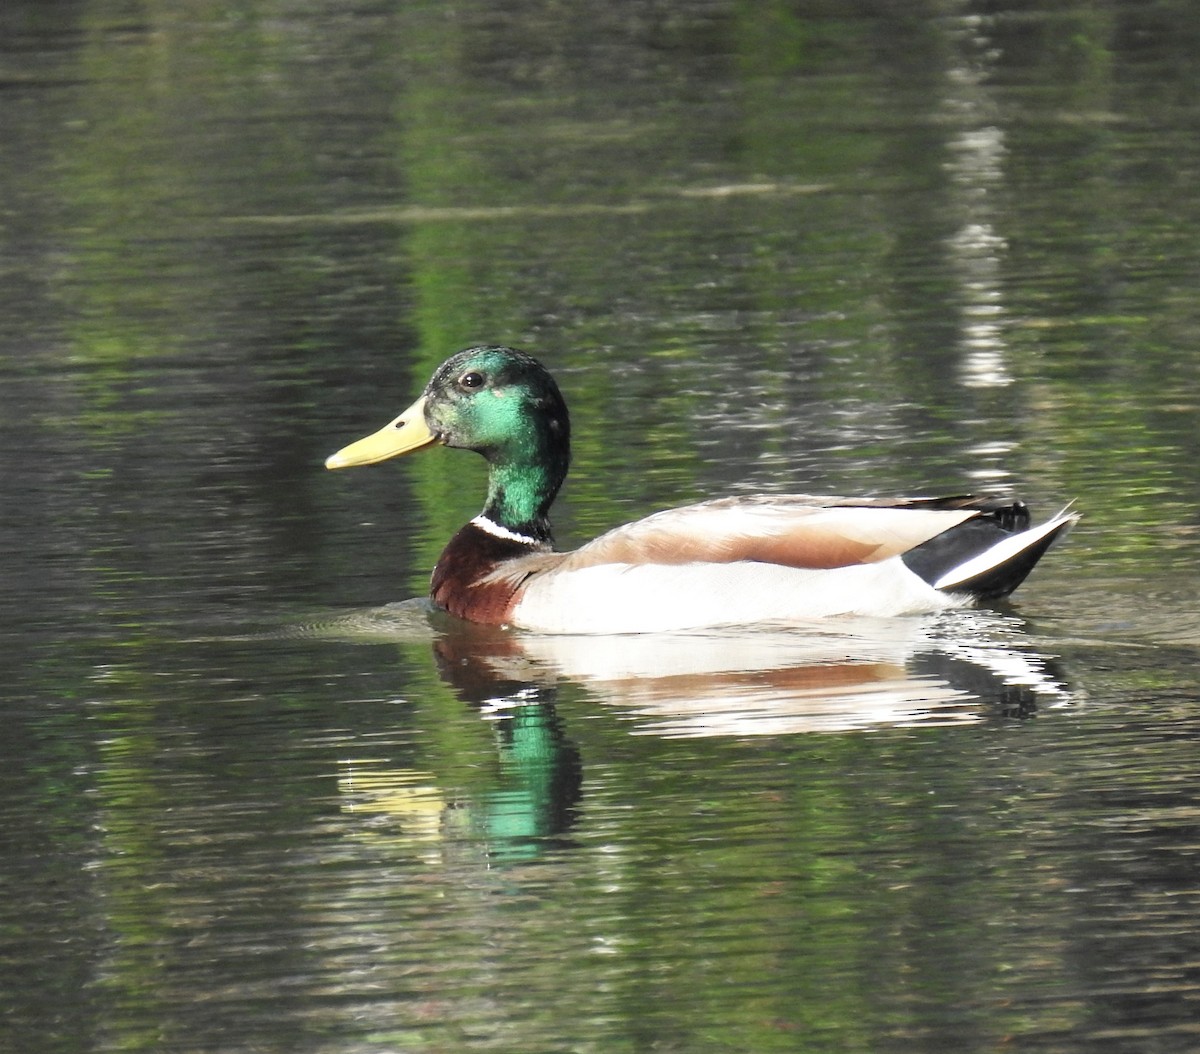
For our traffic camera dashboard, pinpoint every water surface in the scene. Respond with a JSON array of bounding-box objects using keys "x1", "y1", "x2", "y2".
[{"x1": 2, "y1": 3, "x2": 1199, "y2": 1052}]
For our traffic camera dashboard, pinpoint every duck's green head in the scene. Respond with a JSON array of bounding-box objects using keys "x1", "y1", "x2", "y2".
[{"x1": 326, "y1": 346, "x2": 571, "y2": 537}]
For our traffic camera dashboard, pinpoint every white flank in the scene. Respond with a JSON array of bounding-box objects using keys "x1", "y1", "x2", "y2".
[
  {"x1": 933, "y1": 507, "x2": 1080, "y2": 591},
  {"x1": 511, "y1": 557, "x2": 966, "y2": 634}
]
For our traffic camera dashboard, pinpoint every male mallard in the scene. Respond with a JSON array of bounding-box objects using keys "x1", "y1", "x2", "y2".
[{"x1": 326, "y1": 346, "x2": 1078, "y2": 634}]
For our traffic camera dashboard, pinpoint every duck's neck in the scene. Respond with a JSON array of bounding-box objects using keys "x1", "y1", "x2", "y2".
[{"x1": 479, "y1": 443, "x2": 568, "y2": 546}]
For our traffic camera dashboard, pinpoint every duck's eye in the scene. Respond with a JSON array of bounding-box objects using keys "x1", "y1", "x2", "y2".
[{"x1": 459, "y1": 371, "x2": 485, "y2": 390}]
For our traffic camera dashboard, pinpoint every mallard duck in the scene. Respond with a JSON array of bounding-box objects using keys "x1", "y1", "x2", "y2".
[{"x1": 326, "y1": 346, "x2": 1078, "y2": 634}]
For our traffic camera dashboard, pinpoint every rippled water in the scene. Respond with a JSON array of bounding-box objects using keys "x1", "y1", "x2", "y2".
[{"x1": 3, "y1": 2, "x2": 1200, "y2": 1052}]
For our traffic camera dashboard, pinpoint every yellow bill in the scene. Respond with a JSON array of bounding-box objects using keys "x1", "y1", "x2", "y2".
[{"x1": 325, "y1": 395, "x2": 437, "y2": 469}]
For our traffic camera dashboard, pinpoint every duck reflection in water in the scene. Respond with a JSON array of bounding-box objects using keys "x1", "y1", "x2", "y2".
[
  {"x1": 338, "y1": 616, "x2": 584, "y2": 866},
  {"x1": 428, "y1": 607, "x2": 1071, "y2": 737},
  {"x1": 332, "y1": 603, "x2": 1073, "y2": 863}
]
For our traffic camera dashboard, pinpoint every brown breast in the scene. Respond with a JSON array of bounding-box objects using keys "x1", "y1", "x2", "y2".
[{"x1": 430, "y1": 522, "x2": 547, "y2": 625}]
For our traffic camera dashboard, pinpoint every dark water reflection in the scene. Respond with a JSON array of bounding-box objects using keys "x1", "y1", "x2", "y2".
[
  {"x1": 3, "y1": 1, "x2": 1200, "y2": 1052},
  {"x1": 12, "y1": 610, "x2": 1198, "y2": 1054}
]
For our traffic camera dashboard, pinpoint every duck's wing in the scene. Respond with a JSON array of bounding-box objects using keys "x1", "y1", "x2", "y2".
[
  {"x1": 553, "y1": 494, "x2": 1008, "y2": 572},
  {"x1": 483, "y1": 495, "x2": 1075, "y2": 633}
]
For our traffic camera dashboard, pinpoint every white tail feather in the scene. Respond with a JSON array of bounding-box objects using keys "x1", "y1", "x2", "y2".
[{"x1": 933, "y1": 505, "x2": 1080, "y2": 591}]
